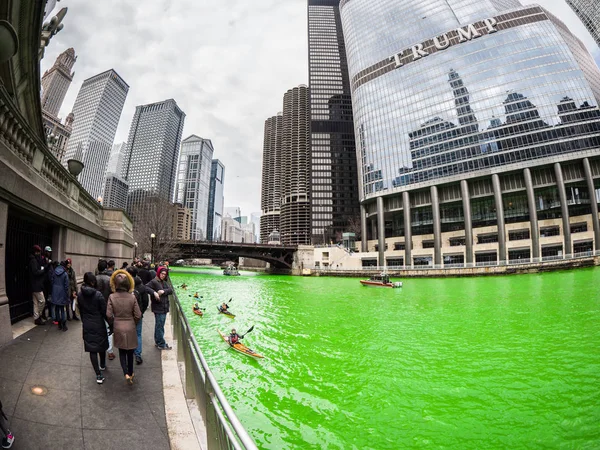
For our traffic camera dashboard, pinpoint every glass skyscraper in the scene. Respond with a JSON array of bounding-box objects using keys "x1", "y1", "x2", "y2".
[
  {"x1": 122, "y1": 99, "x2": 185, "y2": 221},
  {"x1": 566, "y1": 0, "x2": 600, "y2": 47},
  {"x1": 340, "y1": 0, "x2": 600, "y2": 267},
  {"x1": 308, "y1": 0, "x2": 360, "y2": 244},
  {"x1": 207, "y1": 159, "x2": 225, "y2": 242},
  {"x1": 64, "y1": 69, "x2": 129, "y2": 200},
  {"x1": 175, "y1": 135, "x2": 214, "y2": 240}
]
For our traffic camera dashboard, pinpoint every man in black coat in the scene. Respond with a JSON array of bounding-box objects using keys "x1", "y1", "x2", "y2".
[
  {"x1": 146, "y1": 266, "x2": 172, "y2": 350},
  {"x1": 95, "y1": 260, "x2": 115, "y2": 360},
  {"x1": 128, "y1": 267, "x2": 156, "y2": 364},
  {"x1": 28, "y1": 245, "x2": 47, "y2": 325}
]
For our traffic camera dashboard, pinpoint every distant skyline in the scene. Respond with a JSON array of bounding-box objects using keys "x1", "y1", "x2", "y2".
[{"x1": 41, "y1": 0, "x2": 600, "y2": 215}]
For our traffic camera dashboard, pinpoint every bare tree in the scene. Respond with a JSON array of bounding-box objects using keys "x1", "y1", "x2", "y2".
[
  {"x1": 131, "y1": 195, "x2": 179, "y2": 264},
  {"x1": 346, "y1": 214, "x2": 362, "y2": 240}
]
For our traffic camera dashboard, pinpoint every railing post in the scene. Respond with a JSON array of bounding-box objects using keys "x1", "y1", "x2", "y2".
[
  {"x1": 205, "y1": 389, "x2": 220, "y2": 449},
  {"x1": 183, "y1": 337, "x2": 196, "y2": 399}
]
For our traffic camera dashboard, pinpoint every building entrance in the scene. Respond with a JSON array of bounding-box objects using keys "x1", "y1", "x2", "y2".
[{"x1": 5, "y1": 208, "x2": 53, "y2": 324}]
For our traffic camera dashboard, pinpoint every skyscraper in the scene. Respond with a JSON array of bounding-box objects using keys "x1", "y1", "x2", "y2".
[
  {"x1": 174, "y1": 135, "x2": 214, "y2": 240},
  {"x1": 566, "y1": 0, "x2": 600, "y2": 47},
  {"x1": 103, "y1": 174, "x2": 129, "y2": 210},
  {"x1": 260, "y1": 114, "x2": 282, "y2": 243},
  {"x1": 123, "y1": 99, "x2": 185, "y2": 222},
  {"x1": 106, "y1": 142, "x2": 126, "y2": 176},
  {"x1": 280, "y1": 85, "x2": 311, "y2": 245},
  {"x1": 340, "y1": 0, "x2": 600, "y2": 267},
  {"x1": 64, "y1": 69, "x2": 129, "y2": 200},
  {"x1": 41, "y1": 48, "x2": 76, "y2": 117},
  {"x1": 207, "y1": 159, "x2": 225, "y2": 242},
  {"x1": 308, "y1": 0, "x2": 360, "y2": 244}
]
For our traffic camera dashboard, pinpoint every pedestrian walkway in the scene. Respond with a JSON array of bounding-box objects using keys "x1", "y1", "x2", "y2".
[{"x1": 0, "y1": 314, "x2": 170, "y2": 450}]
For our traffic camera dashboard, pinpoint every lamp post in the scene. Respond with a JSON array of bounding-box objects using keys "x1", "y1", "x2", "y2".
[
  {"x1": 134, "y1": 242, "x2": 138, "y2": 259},
  {"x1": 150, "y1": 234, "x2": 156, "y2": 266}
]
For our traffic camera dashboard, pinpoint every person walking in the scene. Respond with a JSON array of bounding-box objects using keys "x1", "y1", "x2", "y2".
[
  {"x1": 106, "y1": 260, "x2": 116, "y2": 275},
  {"x1": 51, "y1": 261, "x2": 70, "y2": 331},
  {"x1": 65, "y1": 258, "x2": 79, "y2": 321},
  {"x1": 78, "y1": 273, "x2": 109, "y2": 384},
  {"x1": 107, "y1": 270, "x2": 141, "y2": 384},
  {"x1": 28, "y1": 245, "x2": 47, "y2": 325},
  {"x1": 128, "y1": 267, "x2": 155, "y2": 364},
  {"x1": 146, "y1": 266, "x2": 172, "y2": 350},
  {"x1": 96, "y1": 260, "x2": 116, "y2": 360},
  {"x1": 0, "y1": 399, "x2": 14, "y2": 448},
  {"x1": 42, "y1": 246, "x2": 55, "y2": 322}
]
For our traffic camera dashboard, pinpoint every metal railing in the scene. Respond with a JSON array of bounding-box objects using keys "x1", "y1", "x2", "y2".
[{"x1": 169, "y1": 292, "x2": 258, "y2": 450}]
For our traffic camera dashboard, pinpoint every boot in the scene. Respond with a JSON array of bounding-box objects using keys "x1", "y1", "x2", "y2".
[
  {"x1": 58, "y1": 321, "x2": 63, "y2": 330},
  {"x1": 34, "y1": 317, "x2": 45, "y2": 326},
  {"x1": 62, "y1": 320, "x2": 68, "y2": 332}
]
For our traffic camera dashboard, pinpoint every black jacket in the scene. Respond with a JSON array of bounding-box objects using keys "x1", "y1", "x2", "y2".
[
  {"x1": 78, "y1": 285, "x2": 109, "y2": 353},
  {"x1": 134, "y1": 276, "x2": 153, "y2": 315},
  {"x1": 138, "y1": 268, "x2": 153, "y2": 285},
  {"x1": 146, "y1": 278, "x2": 172, "y2": 314},
  {"x1": 29, "y1": 254, "x2": 47, "y2": 293},
  {"x1": 96, "y1": 270, "x2": 112, "y2": 301}
]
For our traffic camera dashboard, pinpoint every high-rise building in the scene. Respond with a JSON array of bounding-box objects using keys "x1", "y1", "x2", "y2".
[
  {"x1": 41, "y1": 48, "x2": 77, "y2": 117},
  {"x1": 260, "y1": 114, "x2": 282, "y2": 243},
  {"x1": 106, "y1": 142, "x2": 126, "y2": 176},
  {"x1": 340, "y1": 0, "x2": 600, "y2": 267},
  {"x1": 224, "y1": 206, "x2": 242, "y2": 222},
  {"x1": 251, "y1": 212, "x2": 261, "y2": 243},
  {"x1": 207, "y1": 159, "x2": 225, "y2": 242},
  {"x1": 566, "y1": 0, "x2": 600, "y2": 47},
  {"x1": 64, "y1": 69, "x2": 129, "y2": 200},
  {"x1": 173, "y1": 203, "x2": 192, "y2": 241},
  {"x1": 174, "y1": 135, "x2": 214, "y2": 240},
  {"x1": 123, "y1": 99, "x2": 185, "y2": 222},
  {"x1": 103, "y1": 174, "x2": 129, "y2": 210},
  {"x1": 43, "y1": 111, "x2": 74, "y2": 162},
  {"x1": 308, "y1": 0, "x2": 360, "y2": 244},
  {"x1": 280, "y1": 85, "x2": 311, "y2": 245}
]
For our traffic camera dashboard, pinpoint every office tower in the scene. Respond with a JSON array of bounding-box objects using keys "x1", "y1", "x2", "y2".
[
  {"x1": 340, "y1": 0, "x2": 600, "y2": 267},
  {"x1": 103, "y1": 174, "x2": 129, "y2": 210},
  {"x1": 106, "y1": 142, "x2": 126, "y2": 176},
  {"x1": 566, "y1": 0, "x2": 600, "y2": 47},
  {"x1": 64, "y1": 69, "x2": 129, "y2": 199},
  {"x1": 260, "y1": 114, "x2": 283, "y2": 243},
  {"x1": 251, "y1": 212, "x2": 261, "y2": 243},
  {"x1": 123, "y1": 99, "x2": 185, "y2": 224},
  {"x1": 41, "y1": 48, "x2": 76, "y2": 117},
  {"x1": 174, "y1": 135, "x2": 214, "y2": 240},
  {"x1": 173, "y1": 203, "x2": 192, "y2": 240},
  {"x1": 308, "y1": 0, "x2": 360, "y2": 244},
  {"x1": 280, "y1": 85, "x2": 311, "y2": 245},
  {"x1": 207, "y1": 159, "x2": 225, "y2": 242}
]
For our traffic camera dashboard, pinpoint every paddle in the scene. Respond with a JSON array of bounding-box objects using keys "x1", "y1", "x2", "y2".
[{"x1": 241, "y1": 325, "x2": 254, "y2": 339}]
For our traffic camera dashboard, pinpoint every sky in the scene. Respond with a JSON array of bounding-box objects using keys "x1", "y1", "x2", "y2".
[{"x1": 41, "y1": 0, "x2": 600, "y2": 217}]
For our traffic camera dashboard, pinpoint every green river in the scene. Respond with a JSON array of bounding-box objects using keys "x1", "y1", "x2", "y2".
[{"x1": 170, "y1": 267, "x2": 600, "y2": 450}]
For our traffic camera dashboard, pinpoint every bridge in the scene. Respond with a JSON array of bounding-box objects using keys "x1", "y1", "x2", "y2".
[{"x1": 174, "y1": 241, "x2": 298, "y2": 269}]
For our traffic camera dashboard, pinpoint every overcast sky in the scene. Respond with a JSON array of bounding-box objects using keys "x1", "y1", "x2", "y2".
[{"x1": 42, "y1": 0, "x2": 600, "y2": 217}]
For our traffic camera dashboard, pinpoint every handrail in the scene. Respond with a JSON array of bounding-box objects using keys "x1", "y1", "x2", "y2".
[{"x1": 169, "y1": 289, "x2": 258, "y2": 450}]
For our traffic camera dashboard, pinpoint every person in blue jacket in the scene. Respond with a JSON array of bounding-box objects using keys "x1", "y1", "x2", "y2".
[{"x1": 51, "y1": 261, "x2": 70, "y2": 331}]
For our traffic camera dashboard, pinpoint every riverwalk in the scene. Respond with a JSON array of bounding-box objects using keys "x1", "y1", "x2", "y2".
[{"x1": 0, "y1": 315, "x2": 170, "y2": 450}]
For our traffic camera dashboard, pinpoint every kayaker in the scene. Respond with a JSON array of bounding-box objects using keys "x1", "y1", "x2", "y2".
[
  {"x1": 193, "y1": 302, "x2": 201, "y2": 312},
  {"x1": 193, "y1": 292, "x2": 200, "y2": 298},
  {"x1": 228, "y1": 328, "x2": 242, "y2": 345},
  {"x1": 219, "y1": 303, "x2": 229, "y2": 313}
]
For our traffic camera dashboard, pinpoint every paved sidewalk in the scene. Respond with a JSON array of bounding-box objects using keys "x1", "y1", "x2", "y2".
[{"x1": 0, "y1": 314, "x2": 170, "y2": 450}]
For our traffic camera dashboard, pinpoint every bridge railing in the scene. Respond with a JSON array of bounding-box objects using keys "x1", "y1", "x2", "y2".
[{"x1": 169, "y1": 291, "x2": 258, "y2": 450}]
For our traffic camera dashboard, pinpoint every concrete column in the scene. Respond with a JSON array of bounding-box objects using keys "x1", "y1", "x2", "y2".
[
  {"x1": 523, "y1": 168, "x2": 539, "y2": 259},
  {"x1": 582, "y1": 158, "x2": 600, "y2": 251},
  {"x1": 370, "y1": 215, "x2": 377, "y2": 242},
  {"x1": 492, "y1": 174, "x2": 506, "y2": 264},
  {"x1": 460, "y1": 180, "x2": 473, "y2": 264},
  {"x1": 0, "y1": 200, "x2": 12, "y2": 345},
  {"x1": 403, "y1": 191, "x2": 412, "y2": 266},
  {"x1": 360, "y1": 203, "x2": 368, "y2": 252},
  {"x1": 554, "y1": 162, "x2": 571, "y2": 256},
  {"x1": 430, "y1": 185, "x2": 441, "y2": 265},
  {"x1": 377, "y1": 196, "x2": 385, "y2": 267}
]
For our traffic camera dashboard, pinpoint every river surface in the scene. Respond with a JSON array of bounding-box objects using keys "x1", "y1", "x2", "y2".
[{"x1": 170, "y1": 267, "x2": 600, "y2": 450}]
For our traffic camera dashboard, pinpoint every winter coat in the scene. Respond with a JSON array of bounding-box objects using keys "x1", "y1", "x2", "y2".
[
  {"x1": 78, "y1": 285, "x2": 109, "y2": 353},
  {"x1": 96, "y1": 270, "x2": 112, "y2": 301},
  {"x1": 28, "y1": 254, "x2": 46, "y2": 293},
  {"x1": 146, "y1": 277, "x2": 172, "y2": 314},
  {"x1": 106, "y1": 272, "x2": 141, "y2": 351},
  {"x1": 138, "y1": 268, "x2": 153, "y2": 285},
  {"x1": 134, "y1": 276, "x2": 153, "y2": 316},
  {"x1": 66, "y1": 266, "x2": 77, "y2": 298},
  {"x1": 51, "y1": 265, "x2": 70, "y2": 306}
]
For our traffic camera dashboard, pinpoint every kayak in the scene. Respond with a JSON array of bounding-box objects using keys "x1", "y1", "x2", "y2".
[
  {"x1": 218, "y1": 329, "x2": 264, "y2": 359},
  {"x1": 217, "y1": 306, "x2": 235, "y2": 318},
  {"x1": 193, "y1": 308, "x2": 203, "y2": 316}
]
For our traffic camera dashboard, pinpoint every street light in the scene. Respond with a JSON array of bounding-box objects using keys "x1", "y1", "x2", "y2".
[
  {"x1": 134, "y1": 242, "x2": 138, "y2": 259},
  {"x1": 150, "y1": 233, "x2": 156, "y2": 266}
]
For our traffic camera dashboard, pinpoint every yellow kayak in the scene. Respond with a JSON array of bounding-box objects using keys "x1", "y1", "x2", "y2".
[
  {"x1": 218, "y1": 329, "x2": 264, "y2": 359},
  {"x1": 217, "y1": 306, "x2": 235, "y2": 318}
]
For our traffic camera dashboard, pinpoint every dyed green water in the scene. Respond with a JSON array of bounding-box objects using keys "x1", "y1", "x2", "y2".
[{"x1": 170, "y1": 267, "x2": 600, "y2": 450}]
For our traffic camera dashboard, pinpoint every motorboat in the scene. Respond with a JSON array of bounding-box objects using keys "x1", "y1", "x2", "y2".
[
  {"x1": 223, "y1": 264, "x2": 240, "y2": 276},
  {"x1": 360, "y1": 273, "x2": 402, "y2": 288}
]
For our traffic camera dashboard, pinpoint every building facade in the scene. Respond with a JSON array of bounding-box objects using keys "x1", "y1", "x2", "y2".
[
  {"x1": 106, "y1": 142, "x2": 126, "y2": 176},
  {"x1": 173, "y1": 203, "x2": 192, "y2": 241},
  {"x1": 43, "y1": 110, "x2": 74, "y2": 162},
  {"x1": 175, "y1": 135, "x2": 214, "y2": 240},
  {"x1": 280, "y1": 85, "x2": 311, "y2": 245},
  {"x1": 260, "y1": 114, "x2": 283, "y2": 243},
  {"x1": 40, "y1": 47, "x2": 76, "y2": 117},
  {"x1": 103, "y1": 174, "x2": 129, "y2": 210},
  {"x1": 122, "y1": 99, "x2": 185, "y2": 222},
  {"x1": 308, "y1": 0, "x2": 360, "y2": 244},
  {"x1": 207, "y1": 159, "x2": 225, "y2": 242},
  {"x1": 63, "y1": 69, "x2": 129, "y2": 200},
  {"x1": 566, "y1": 0, "x2": 600, "y2": 47},
  {"x1": 340, "y1": 0, "x2": 600, "y2": 267}
]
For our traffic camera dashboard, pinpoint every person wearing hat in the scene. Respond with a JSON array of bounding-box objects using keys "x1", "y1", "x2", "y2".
[
  {"x1": 51, "y1": 261, "x2": 70, "y2": 331},
  {"x1": 146, "y1": 266, "x2": 172, "y2": 350},
  {"x1": 42, "y1": 246, "x2": 56, "y2": 322},
  {"x1": 28, "y1": 245, "x2": 47, "y2": 325},
  {"x1": 65, "y1": 259, "x2": 79, "y2": 321}
]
